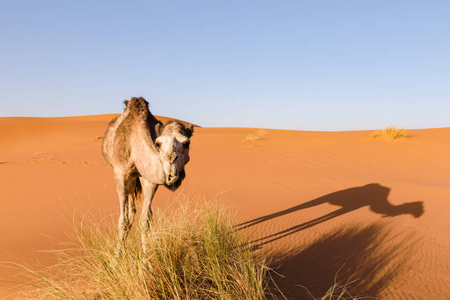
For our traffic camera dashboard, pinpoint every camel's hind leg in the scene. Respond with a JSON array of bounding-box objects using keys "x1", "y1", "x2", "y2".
[{"x1": 139, "y1": 177, "x2": 158, "y2": 252}]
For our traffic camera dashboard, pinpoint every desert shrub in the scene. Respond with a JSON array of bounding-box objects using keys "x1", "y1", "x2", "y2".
[
  {"x1": 244, "y1": 129, "x2": 268, "y2": 142},
  {"x1": 371, "y1": 126, "x2": 407, "y2": 140},
  {"x1": 23, "y1": 205, "x2": 269, "y2": 300}
]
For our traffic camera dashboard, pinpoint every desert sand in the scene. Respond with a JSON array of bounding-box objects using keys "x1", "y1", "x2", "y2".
[{"x1": 1, "y1": 115, "x2": 449, "y2": 299}]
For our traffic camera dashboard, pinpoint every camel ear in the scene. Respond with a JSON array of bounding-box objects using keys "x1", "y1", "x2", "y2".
[
  {"x1": 123, "y1": 100, "x2": 129, "y2": 108},
  {"x1": 155, "y1": 122, "x2": 163, "y2": 136},
  {"x1": 185, "y1": 124, "x2": 194, "y2": 138}
]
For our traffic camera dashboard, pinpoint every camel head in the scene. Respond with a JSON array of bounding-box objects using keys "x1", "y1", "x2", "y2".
[
  {"x1": 390, "y1": 201, "x2": 424, "y2": 218},
  {"x1": 155, "y1": 121, "x2": 194, "y2": 188}
]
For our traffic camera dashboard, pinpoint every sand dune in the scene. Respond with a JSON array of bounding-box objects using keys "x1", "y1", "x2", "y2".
[{"x1": 1, "y1": 116, "x2": 449, "y2": 299}]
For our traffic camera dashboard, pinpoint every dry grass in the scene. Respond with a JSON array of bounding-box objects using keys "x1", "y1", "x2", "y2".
[
  {"x1": 292, "y1": 268, "x2": 361, "y2": 300},
  {"x1": 371, "y1": 126, "x2": 407, "y2": 140},
  {"x1": 316, "y1": 281, "x2": 361, "y2": 300},
  {"x1": 244, "y1": 129, "x2": 268, "y2": 142},
  {"x1": 22, "y1": 204, "x2": 270, "y2": 300}
]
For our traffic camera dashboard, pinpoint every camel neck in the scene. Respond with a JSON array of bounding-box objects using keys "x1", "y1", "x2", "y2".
[{"x1": 133, "y1": 126, "x2": 165, "y2": 184}]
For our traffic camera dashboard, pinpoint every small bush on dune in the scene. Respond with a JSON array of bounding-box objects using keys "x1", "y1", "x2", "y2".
[
  {"x1": 371, "y1": 126, "x2": 407, "y2": 140},
  {"x1": 245, "y1": 134, "x2": 263, "y2": 142},
  {"x1": 244, "y1": 129, "x2": 268, "y2": 142},
  {"x1": 23, "y1": 205, "x2": 269, "y2": 300}
]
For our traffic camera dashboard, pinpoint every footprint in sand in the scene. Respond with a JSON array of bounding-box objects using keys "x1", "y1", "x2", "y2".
[{"x1": 27, "y1": 153, "x2": 97, "y2": 166}]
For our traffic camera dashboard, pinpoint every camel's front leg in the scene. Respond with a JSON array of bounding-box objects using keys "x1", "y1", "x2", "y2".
[
  {"x1": 127, "y1": 177, "x2": 138, "y2": 231},
  {"x1": 114, "y1": 171, "x2": 133, "y2": 245},
  {"x1": 139, "y1": 178, "x2": 158, "y2": 252}
]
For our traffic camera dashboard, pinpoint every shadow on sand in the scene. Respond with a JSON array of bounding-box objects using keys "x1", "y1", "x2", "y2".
[
  {"x1": 236, "y1": 183, "x2": 424, "y2": 246},
  {"x1": 266, "y1": 223, "x2": 418, "y2": 299},
  {"x1": 237, "y1": 184, "x2": 424, "y2": 299}
]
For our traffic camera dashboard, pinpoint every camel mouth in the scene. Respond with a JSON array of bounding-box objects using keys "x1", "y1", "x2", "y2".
[{"x1": 166, "y1": 174, "x2": 178, "y2": 185}]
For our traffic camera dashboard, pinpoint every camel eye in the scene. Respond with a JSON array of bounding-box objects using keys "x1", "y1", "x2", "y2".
[
  {"x1": 182, "y1": 141, "x2": 190, "y2": 149},
  {"x1": 155, "y1": 141, "x2": 162, "y2": 148}
]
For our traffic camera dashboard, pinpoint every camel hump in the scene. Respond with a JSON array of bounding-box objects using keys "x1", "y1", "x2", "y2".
[{"x1": 124, "y1": 97, "x2": 150, "y2": 119}]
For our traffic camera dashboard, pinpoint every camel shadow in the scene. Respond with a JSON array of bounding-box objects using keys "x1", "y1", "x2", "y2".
[
  {"x1": 236, "y1": 183, "x2": 424, "y2": 247},
  {"x1": 266, "y1": 223, "x2": 418, "y2": 299}
]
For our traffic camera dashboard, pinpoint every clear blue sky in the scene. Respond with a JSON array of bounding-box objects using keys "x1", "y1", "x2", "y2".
[{"x1": 1, "y1": 1, "x2": 449, "y2": 130}]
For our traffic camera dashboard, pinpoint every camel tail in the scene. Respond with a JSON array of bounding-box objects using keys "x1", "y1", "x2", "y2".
[{"x1": 134, "y1": 177, "x2": 142, "y2": 201}]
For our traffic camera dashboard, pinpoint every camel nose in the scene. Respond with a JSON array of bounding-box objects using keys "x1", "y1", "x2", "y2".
[{"x1": 165, "y1": 152, "x2": 178, "y2": 163}]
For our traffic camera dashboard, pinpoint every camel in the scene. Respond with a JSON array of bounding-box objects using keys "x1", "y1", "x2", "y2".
[{"x1": 102, "y1": 97, "x2": 193, "y2": 249}]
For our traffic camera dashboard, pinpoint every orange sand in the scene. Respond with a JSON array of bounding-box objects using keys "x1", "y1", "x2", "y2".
[{"x1": 1, "y1": 115, "x2": 449, "y2": 299}]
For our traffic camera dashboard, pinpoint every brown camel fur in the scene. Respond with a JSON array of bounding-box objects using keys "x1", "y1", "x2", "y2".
[{"x1": 102, "y1": 97, "x2": 193, "y2": 249}]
